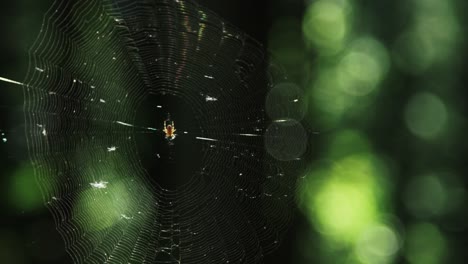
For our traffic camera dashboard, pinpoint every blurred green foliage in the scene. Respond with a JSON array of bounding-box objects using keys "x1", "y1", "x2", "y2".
[
  {"x1": 279, "y1": 0, "x2": 468, "y2": 263},
  {"x1": 7, "y1": 164, "x2": 43, "y2": 212}
]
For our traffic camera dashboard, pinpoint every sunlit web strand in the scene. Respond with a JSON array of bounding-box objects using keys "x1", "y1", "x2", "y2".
[{"x1": 0, "y1": 76, "x2": 27, "y2": 86}]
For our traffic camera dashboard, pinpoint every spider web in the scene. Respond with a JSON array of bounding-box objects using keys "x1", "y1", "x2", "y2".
[{"x1": 23, "y1": 0, "x2": 307, "y2": 263}]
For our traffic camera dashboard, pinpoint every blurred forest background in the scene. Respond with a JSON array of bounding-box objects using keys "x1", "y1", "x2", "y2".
[{"x1": 0, "y1": 0, "x2": 467, "y2": 263}]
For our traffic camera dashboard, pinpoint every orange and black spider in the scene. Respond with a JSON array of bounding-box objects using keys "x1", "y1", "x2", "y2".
[{"x1": 163, "y1": 120, "x2": 176, "y2": 140}]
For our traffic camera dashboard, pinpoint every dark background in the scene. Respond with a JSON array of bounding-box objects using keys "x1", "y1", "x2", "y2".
[{"x1": 1, "y1": 0, "x2": 468, "y2": 264}]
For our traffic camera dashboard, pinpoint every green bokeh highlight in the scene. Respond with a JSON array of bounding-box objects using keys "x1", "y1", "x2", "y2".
[
  {"x1": 297, "y1": 128, "x2": 401, "y2": 263},
  {"x1": 404, "y1": 92, "x2": 447, "y2": 140},
  {"x1": 404, "y1": 223, "x2": 448, "y2": 264},
  {"x1": 298, "y1": 131, "x2": 393, "y2": 244},
  {"x1": 312, "y1": 163, "x2": 378, "y2": 242},
  {"x1": 309, "y1": 36, "x2": 389, "y2": 127},
  {"x1": 404, "y1": 173, "x2": 467, "y2": 219},
  {"x1": 327, "y1": 129, "x2": 371, "y2": 158},
  {"x1": 297, "y1": 0, "x2": 464, "y2": 261},
  {"x1": 74, "y1": 180, "x2": 133, "y2": 232},
  {"x1": 337, "y1": 38, "x2": 390, "y2": 97},
  {"x1": 8, "y1": 164, "x2": 44, "y2": 212},
  {"x1": 355, "y1": 223, "x2": 400, "y2": 264},
  {"x1": 302, "y1": 0, "x2": 352, "y2": 55},
  {"x1": 393, "y1": 0, "x2": 461, "y2": 74}
]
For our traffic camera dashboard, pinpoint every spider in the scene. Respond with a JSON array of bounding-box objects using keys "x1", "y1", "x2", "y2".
[{"x1": 163, "y1": 120, "x2": 176, "y2": 141}]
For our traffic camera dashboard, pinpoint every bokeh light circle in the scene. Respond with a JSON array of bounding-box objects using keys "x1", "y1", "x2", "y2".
[
  {"x1": 265, "y1": 119, "x2": 307, "y2": 161},
  {"x1": 356, "y1": 223, "x2": 400, "y2": 264},
  {"x1": 266, "y1": 82, "x2": 307, "y2": 121},
  {"x1": 404, "y1": 92, "x2": 447, "y2": 140}
]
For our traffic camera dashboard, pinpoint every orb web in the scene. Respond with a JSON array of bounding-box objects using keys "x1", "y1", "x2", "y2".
[{"x1": 23, "y1": 0, "x2": 306, "y2": 263}]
